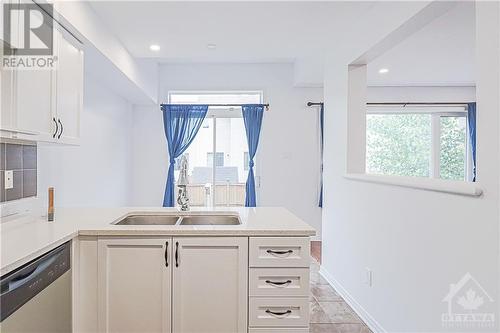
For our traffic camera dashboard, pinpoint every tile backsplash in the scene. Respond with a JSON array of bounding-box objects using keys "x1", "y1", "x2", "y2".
[{"x1": 0, "y1": 142, "x2": 37, "y2": 203}]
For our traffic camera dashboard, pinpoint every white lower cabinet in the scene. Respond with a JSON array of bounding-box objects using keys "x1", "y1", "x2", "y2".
[
  {"x1": 249, "y1": 297, "x2": 309, "y2": 327},
  {"x1": 94, "y1": 236, "x2": 309, "y2": 333},
  {"x1": 98, "y1": 238, "x2": 172, "y2": 333},
  {"x1": 97, "y1": 237, "x2": 247, "y2": 333},
  {"x1": 249, "y1": 237, "x2": 311, "y2": 332},
  {"x1": 172, "y1": 237, "x2": 248, "y2": 333}
]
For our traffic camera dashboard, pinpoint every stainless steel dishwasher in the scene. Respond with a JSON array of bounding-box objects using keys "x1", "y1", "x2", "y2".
[{"x1": 0, "y1": 241, "x2": 72, "y2": 333}]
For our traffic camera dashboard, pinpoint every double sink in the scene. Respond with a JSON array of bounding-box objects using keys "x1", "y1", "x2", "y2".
[{"x1": 113, "y1": 212, "x2": 241, "y2": 226}]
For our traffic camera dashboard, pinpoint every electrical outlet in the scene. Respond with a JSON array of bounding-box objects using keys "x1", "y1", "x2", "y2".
[
  {"x1": 5, "y1": 170, "x2": 13, "y2": 189},
  {"x1": 365, "y1": 268, "x2": 373, "y2": 287}
]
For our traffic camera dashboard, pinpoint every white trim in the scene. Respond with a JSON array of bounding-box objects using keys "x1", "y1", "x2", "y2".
[
  {"x1": 367, "y1": 105, "x2": 467, "y2": 114},
  {"x1": 430, "y1": 114, "x2": 440, "y2": 178},
  {"x1": 319, "y1": 265, "x2": 386, "y2": 333},
  {"x1": 211, "y1": 117, "x2": 217, "y2": 207},
  {"x1": 344, "y1": 173, "x2": 483, "y2": 197},
  {"x1": 166, "y1": 90, "x2": 264, "y2": 104}
]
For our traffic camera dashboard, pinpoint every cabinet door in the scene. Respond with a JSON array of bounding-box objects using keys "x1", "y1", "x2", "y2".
[
  {"x1": 15, "y1": 64, "x2": 54, "y2": 139},
  {"x1": 98, "y1": 238, "x2": 172, "y2": 333},
  {"x1": 172, "y1": 237, "x2": 248, "y2": 333},
  {"x1": 13, "y1": 8, "x2": 54, "y2": 139},
  {"x1": 0, "y1": 42, "x2": 15, "y2": 132},
  {"x1": 54, "y1": 28, "x2": 83, "y2": 143}
]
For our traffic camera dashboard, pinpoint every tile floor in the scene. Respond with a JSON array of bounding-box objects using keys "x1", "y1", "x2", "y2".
[{"x1": 309, "y1": 260, "x2": 372, "y2": 333}]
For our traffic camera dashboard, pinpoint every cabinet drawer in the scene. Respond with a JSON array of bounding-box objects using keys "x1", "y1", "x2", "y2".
[
  {"x1": 249, "y1": 237, "x2": 310, "y2": 267},
  {"x1": 249, "y1": 268, "x2": 310, "y2": 297},
  {"x1": 249, "y1": 328, "x2": 309, "y2": 333},
  {"x1": 249, "y1": 297, "x2": 309, "y2": 327}
]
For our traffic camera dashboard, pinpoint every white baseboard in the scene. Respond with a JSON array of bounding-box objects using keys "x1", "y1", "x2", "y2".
[{"x1": 319, "y1": 266, "x2": 386, "y2": 333}]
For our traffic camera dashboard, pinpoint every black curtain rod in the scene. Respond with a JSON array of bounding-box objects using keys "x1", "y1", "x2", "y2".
[
  {"x1": 367, "y1": 102, "x2": 468, "y2": 106},
  {"x1": 307, "y1": 102, "x2": 324, "y2": 107},
  {"x1": 161, "y1": 103, "x2": 270, "y2": 110}
]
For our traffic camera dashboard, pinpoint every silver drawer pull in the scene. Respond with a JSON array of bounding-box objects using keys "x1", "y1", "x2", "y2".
[
  {"x1": 266, "y1": 249, "x2": 293, "y2": 256},
  {"x1": 265, "y1": 279, "x2": 292, "y2": 286},
  {"x1": 265, "y1": 309, "x2": 292, "y2": 316}
]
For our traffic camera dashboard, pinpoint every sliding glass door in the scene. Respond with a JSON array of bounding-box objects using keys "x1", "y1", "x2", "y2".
[{"x1": 169, "y1": 91, "x2": 263, "y2": 207}]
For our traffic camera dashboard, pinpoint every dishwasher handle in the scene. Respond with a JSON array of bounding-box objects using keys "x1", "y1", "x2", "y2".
[
  {"x1": 3, "y1": 256, "x2": 58, "y2": 295},
  {"x1": 0, "y1": 241, "x2": 71, "y2": 322}
]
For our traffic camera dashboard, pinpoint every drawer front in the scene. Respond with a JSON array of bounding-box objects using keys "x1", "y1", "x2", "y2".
[
  {"x1": 249, "y1": 297, "x2": 309, "y2": 327},
  {"x1": 249, "y1": 237, "x2": 310, "y2": 267},
  {"x1": 249, "y1": 328, "x2": 309, "y2": 333},
  {"x1": 249, "y1": 268, "x2": 310, "y2": 297}
]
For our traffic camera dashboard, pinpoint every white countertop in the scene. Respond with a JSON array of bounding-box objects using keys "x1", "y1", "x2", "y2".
[{"x1": 0, "y1": 207, "x2": 315, "y2": 275}]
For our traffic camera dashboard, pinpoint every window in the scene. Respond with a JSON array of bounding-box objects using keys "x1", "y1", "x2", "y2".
[
  {"x1": 366, "y1": 105, "x2": 471, "y2": 181},
  {"x1": 174, "y1": 153, "x2": 189, "y2": 171},
  {"x1": 169, "y1": 91, "x2": 263, "y2": 207},
  {"x1": 243, "y1": 152, "x2": 249, "y2": 171},
  {"x1": 207, "y1": 152, "x2": 225, "y2": 167}
]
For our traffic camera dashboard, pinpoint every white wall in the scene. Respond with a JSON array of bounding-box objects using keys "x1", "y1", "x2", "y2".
[
  {"x1": 321, "y1": 2, "x2": 499, "y2": 332},
  {"x1": 37, "y1": 75, "x2": 133, "y2": 207},
  {"x1": 131, "y1": 63, "x2": 323, "y2": 239}
]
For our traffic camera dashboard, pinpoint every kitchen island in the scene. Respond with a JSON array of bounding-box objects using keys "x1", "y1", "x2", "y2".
[{"x1": 1, "y1": 207, "x2": 315, "y2": 333}]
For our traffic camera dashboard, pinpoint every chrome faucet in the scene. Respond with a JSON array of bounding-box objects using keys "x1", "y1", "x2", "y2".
[{"x1": 177, "y1": 155, "x2": 190, "y2": 211}]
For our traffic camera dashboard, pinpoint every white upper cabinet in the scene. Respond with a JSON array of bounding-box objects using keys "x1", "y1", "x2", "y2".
[
  {"x1": 0, "y1": 44, "x2": 16, "y2": 132},
  {"x1": 53, "y1": 28, "x2": 83, "y2": 144},
  {"x1": 0, "y1": 5, "x2": 83, "y2": 145},
  {"x1": 13, "y1": 7, "x2": 53, "y2": 140}
]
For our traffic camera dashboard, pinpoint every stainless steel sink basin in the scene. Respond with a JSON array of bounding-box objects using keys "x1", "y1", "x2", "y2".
[
  {"x1": 114, "y1": 215, "x2": 180, "y2": 225},
  {"x1": 179, "y1": 215, "x2": 241, "y2": 225}
]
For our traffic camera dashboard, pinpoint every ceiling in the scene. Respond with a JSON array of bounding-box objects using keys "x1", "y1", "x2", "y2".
[
  {"x1": 367, "y1": 1, "x2": 475, "y2": 86},
  {"x1": 89, "y1": 1, "x2": 475, "y2": 87},
  {"x1": 89, "y1": 1, "x2": 363, "y2": 63}
]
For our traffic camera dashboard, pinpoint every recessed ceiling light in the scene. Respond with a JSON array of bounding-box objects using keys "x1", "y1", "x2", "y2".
[
  {"x1": 207, "y1": 43, "x2": 217, "y2": 50},
  {"x1": 150, "y1": 44, "x2": 160, "y2": 51},
  {"x1": 378, "y1": 68, "x2": 389, "y2": 74}
]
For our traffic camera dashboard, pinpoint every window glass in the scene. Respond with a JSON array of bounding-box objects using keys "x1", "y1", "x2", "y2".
[
  {"x1": 366, "y1": 108, "x2": 469, "y2": 181},
  {"x1": 207, "y1": 152, "x2": 225, "y2": 167},
  {"x1": 243, "y1": 152, "x2": 249, "y2": 171},
  {"x1": 440, "y1": 116, "x2": 467, "y2": 181},
  {"x1": 174, "y1": 118, "x2": 214, "y2": 207},
  {"x1": 214, "y1": 118, "x2": 248, "y2": 206},
  {"x1": 366, "y1": 114, "x2": 432, "y2": 177}
]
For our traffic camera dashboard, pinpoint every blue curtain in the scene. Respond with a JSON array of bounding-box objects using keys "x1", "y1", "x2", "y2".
[
  {"x1": 161, "y1": 104, "x2": 208, "y2": 206},
  {"x1": 467, "y1": 102, "x2": 476, "y2": 182},
  {"x1": 242, "y1": 104, "x2": 264, "y2": 207},
  {"x1": 319, "y1": 104, "x2": 324, "y2": 208}
]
